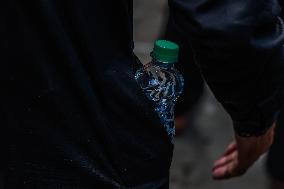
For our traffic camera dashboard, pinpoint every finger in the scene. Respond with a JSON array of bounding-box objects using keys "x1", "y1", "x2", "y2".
[
  {"x1": 213, "y1": 151, "x2": 237, "y2": 170},
  {"x1": 212, "y1": 165, "x2": 229, "y2": 180},
  {"x1": 213, "y1": 157, "x2": 249, "y2": 180},
  {"x1": 212, "y1": 160, "x2": 239, "y2": 180},
  {"x1": 212, "y1": 142, "x2": 237, "y2": 170},
  {"x1": 224, "y1": 141, "x2": 237, "y2": 156}
]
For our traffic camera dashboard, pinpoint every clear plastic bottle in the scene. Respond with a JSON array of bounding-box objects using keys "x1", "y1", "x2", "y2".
[{"x1": 135, "y1": 40, "x2": 184, "y2": 142}]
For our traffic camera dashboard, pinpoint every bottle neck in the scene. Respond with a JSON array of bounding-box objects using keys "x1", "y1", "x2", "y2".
[{"x1": 152, "y1": 58, "x2": 175, "y2": 69}]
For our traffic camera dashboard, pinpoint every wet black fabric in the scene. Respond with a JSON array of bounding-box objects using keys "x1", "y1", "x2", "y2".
[
  {"x1": 1, "y1": 1, "x2": 171, "y2": 188},
  {"x1": 1, "y1": 0, "x2": 284, "y2": 189}
]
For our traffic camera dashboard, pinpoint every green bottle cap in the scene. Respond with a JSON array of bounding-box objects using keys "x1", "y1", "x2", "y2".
[{"x1": 151, "y1": 40, "x2": 179, "y2": 63}]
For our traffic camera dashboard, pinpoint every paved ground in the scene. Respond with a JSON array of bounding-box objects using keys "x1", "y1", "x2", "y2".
[{"x1": 134, "y1": 1, "x2": 270, "y2": 188}]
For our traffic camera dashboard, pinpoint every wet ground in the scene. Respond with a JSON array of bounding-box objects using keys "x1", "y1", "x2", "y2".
[{"x1": 134, "y1": 1, "x2": 269, "y2": 189}]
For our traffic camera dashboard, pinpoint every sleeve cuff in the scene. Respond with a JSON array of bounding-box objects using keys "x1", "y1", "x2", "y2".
[{"x1": 233, "y1": 86, "x2": 284, "y2": 137}]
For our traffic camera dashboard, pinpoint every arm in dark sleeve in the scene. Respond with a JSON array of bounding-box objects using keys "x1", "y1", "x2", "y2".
[{"x1": 169, "y1": 0, "x2": 284, "y2": 136}]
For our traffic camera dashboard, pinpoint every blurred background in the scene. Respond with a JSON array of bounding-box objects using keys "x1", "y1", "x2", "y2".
[{"x1": 133, "y1": 1, "x2": 270, "y2": 189}]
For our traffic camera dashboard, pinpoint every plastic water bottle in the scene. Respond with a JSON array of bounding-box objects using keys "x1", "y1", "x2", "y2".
[{"x1": 135, "y1": 40, "x2": 184, "y2": 142}]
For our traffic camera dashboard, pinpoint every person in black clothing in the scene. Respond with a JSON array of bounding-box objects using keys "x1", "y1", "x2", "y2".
[
  {"x1": 1, "y1": 0, "x2": 284, "y2": 188},
  {"x1": 169, "y1": 0, "x2": 284, "y2": 187},
  {"x1": 166, "y1": 0, "x2": 284, "y2": 180}
]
